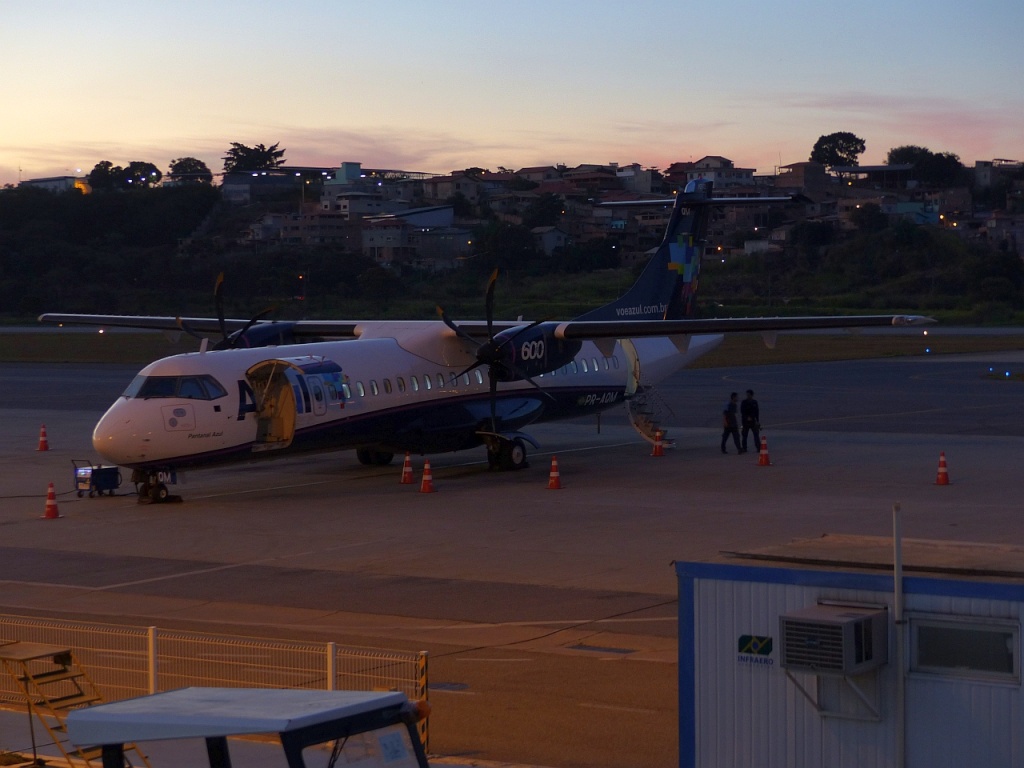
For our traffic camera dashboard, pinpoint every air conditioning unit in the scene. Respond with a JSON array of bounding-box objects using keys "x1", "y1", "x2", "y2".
[{"x1": 779, "y1": 604, "x2": 888, "y2": 675}]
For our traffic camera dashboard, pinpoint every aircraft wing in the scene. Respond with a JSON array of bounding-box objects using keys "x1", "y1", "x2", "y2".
[
  {"x1": 554, "y1": 313, "x2": 934, "y2": 339},
  {"x1": 38, "y1": 312, "x2": 933, "y2": 342},
  {"x1": 37, "y1": 314, "x2": 365, "y2": 338}
]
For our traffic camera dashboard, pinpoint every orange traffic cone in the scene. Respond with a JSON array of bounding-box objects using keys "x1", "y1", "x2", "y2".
[
  {"x1": 37, "y1": 424, "x2": 49, "y2": 451},
  {"x1": 935, "y1": 451, "x2": 950, "y2": 485},
  {"x1": 651, "y1": 429, "x2": 664, "y2": 457},
  {"x1": 419, "y1": 460, "x2": 436, "y2": 493},
  {"x1": 547, "y1": 455, "x2": 562, "y2": 490},
  {"x1": 42, "y1": 482, "x2": 61, "y2": 519},
  {"x1": 400, "y1": 452, "x2": 414, "y2": 484},
  {"x1": 757, "y1": 435, "x2": 772, "y2": 466}
]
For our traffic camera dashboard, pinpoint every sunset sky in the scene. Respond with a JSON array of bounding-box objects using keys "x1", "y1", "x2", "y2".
[{"x1": 2, "y1": 0, "x2": 1022, "y2": 187}]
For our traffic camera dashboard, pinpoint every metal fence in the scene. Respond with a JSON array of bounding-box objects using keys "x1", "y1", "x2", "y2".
[{"x1": 0, "y1": 614, "x2": 429, "y2": 743}]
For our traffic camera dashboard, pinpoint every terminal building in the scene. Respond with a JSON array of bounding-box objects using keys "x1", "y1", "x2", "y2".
[{"x1": 677, "y1": 533, "x2": 1024, "y2": 767}]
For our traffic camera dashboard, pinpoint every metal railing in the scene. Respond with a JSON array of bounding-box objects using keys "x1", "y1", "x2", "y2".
[{"x1": 0, "y1": 614, "x2": 429, "y2": 744}]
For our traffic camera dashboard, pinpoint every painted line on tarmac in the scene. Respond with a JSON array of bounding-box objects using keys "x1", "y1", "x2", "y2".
[
  {"x1": 770, "y1": 404, "x2": 991, "y2": 428},
  {"x1": 579, "y1": 702, "x2": 661, "y2": 714}
]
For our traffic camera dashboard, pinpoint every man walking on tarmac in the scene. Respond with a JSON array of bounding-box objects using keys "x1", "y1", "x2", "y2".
[
  {"x1": 721, "y1": 392, "x2": 741, "y2": 454},
  {"x1": 741, "y1": 389, "x2": 760, "y2": 454}
]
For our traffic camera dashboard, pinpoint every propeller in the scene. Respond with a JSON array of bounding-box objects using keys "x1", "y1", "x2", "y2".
[
  {"x1": 437, "y1": 269, "x2": 552, "y2": 433},
  {"x1": 177, "y1": 272, "x2": 275, "y2": 350}
]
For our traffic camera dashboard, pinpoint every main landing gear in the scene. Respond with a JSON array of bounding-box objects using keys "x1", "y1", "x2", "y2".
[
  {"x1": 355, "y1": 448, "x2": 395, "y2": 466},
  {"x1": 482, "y1": 433, "x2": 532, "y2": 471}
]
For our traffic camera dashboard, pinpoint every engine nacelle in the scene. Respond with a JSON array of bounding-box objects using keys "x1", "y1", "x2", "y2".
[{"x1": 488, "y1": 322, "x2": 582, "y2": 381}]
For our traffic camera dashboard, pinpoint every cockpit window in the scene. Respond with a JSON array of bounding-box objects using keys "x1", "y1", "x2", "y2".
[{"x1": 124, "y1": 374, "x2": 228, "y2": 400}]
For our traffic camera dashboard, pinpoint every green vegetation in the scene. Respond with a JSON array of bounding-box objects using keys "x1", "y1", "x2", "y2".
[{"x1": 2, "y1": 178, "x2": 1023, "y2": 326}]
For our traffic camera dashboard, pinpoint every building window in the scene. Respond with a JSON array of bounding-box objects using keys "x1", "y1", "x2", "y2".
[{"x1": 910, "y1": 615, "x2": 1019, "y2": 683}]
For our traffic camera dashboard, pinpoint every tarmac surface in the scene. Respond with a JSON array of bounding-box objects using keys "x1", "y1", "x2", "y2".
[{"x1": 1, "y1": 340, "x2": 1023, "y2": 768}]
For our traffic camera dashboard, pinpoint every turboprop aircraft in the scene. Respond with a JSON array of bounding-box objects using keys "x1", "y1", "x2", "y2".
[{"x1": 40, "y1": 180, "x2": 931, "y2": 502}]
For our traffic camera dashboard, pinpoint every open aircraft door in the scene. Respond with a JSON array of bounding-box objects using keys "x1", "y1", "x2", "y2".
[
  {"x1": 621, "y1": 338, "x2": 641, "y2": 397},
  {"x1": 245, "y1": 356, "x2": 345, "y2": 452}
]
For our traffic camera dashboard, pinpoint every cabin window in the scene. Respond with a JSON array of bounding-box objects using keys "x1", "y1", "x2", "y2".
[
  {"x1": 592, "y1": 357, "x2": 599, "y2": 371},
  {"x1": 370, "y1": 380, "x2": 379, "y2": 396},
  {"x1": 581, "y1": 359, "x2": 589, "y2": 373},
  {"x1": 423, "y1": 376, "x2": 430, "y2": 391},
  {"x1": 570, "y1": 361, "x2": 578, "y2": 374},
  {"x1": 200, "y1": 376, "x2": 228, "y2": 399},
  {"x1": 356, "y1": 382, "x2": 365, "y2": 397},
  {"x1": 342, "y1": 383, "x2": 352, "y2": 399},
  {"x1": 383, "y1": 379, "x2": 393, "y2": 394},
  {"x1": 450, "y1": 373, "x2": 459, "y2": 387},
  {"x1": 474, "y1": 370, "x2": 483, "y2": 385},
  {"x1": 603, "y1": 357, "x2": 610, "y2": 370},
  {"x1": 411, "y1": 376, "x2": 419, "y2": 392},
  {"x1": 437, "y1": 373, "x2": 445, "y2": 389},
  {"x1": 127, "y1": 375, "x2": 227, "y2": 401},
  {"x1": 611, "y1": 356, "x2": 619, "y2": 369},
  {"x1": 462, "y1": 373, "x2": 470, "y2": 386},
  {"x1": 910, "y1": 615, "x2": 1019, "y2": 683},
  {"x1": 178, "y1": 377, "x2": 207, "y2": 399},
  {"x1": 396, "y1": 377, "x2": 406, "y2": 393}
]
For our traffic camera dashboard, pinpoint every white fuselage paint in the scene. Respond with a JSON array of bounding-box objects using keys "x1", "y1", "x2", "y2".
[{"x1": 92, "y1": 330, "x2": 723, "y2": 469}]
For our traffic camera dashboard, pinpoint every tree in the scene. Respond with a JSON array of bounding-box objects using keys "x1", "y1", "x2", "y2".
[
  {"x1": 849, "y1": 202, "x2": 888, "y2": 233},
  {"x1": 886, "y1": 145, "x2": 965, "y2": 188},
  {"x1": 357, "y1": 266, "x2": 402, "y2": 310},
  {"x1": 87, "y1": 161, "x2": 124, "y2": 191},
  {"x1": 522, "y1": 192, "x2": 564, "y2": 229},
  {"x1": 168, "y1": 157, "x2": 213, "y2": 185},
  {"x1": 809, "y1": 132, "x2": 866, "y2": 169},
  {"x1": 222, "y1": 142, "x2": 286, "y2": 174},
  {"x1": 123, "y1": 161, "x2": 162, "y2": 189}
]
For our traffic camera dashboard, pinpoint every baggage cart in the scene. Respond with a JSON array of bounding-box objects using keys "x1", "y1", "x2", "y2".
[{"x1": 72, "y1": 459, "x2": 122, "y2": 497}]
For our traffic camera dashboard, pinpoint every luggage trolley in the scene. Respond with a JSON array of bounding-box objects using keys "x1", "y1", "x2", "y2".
[{"x1": 72, "y1": 459, "x2": 122, "y2": 497}]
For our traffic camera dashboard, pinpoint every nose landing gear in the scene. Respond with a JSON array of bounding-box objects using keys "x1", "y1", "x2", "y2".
[{"x1": 132, "y1": 470, "x2": 181, "y2": 504}]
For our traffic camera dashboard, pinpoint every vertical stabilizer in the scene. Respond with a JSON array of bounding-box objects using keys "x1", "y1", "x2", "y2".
[{"x1": 574, "y1": 180, "x2": 715, "y2": 322}]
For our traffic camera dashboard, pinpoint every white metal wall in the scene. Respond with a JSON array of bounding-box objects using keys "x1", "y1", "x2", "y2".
[
  {"x1": 680, "y1": 563, "x2": 1024, "y2": 768},
  {"x1": 903, "y1": 593, "x2": 1021, "y2": 767},
  {"x1": 692, "y1": 578, "x2": 897, "y2": 768}
]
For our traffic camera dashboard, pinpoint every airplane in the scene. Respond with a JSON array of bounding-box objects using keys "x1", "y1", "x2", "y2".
[{"x1": 40, "y1": 180, "x2": 932, "y2": 502}]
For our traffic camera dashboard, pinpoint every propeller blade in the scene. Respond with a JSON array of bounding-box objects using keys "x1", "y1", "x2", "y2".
[
  {"x1": 489, "y1": 369, "x2": 498, "y2": 433},
  {"x1": 214, "y1": 272, "x2": 228, "y2": 343},
  {"x1": 484, "y1": 269, "x2": 498, "y2": 340},
  {"x1": 436, "y1": 305, "x2": 479, "y2": 347},
  {"x1": 175, "y1": 316, "x2": 204, "y2": 340},
  {"x1": 225, "y1": 306, "x2": 276, "y2": 349}
]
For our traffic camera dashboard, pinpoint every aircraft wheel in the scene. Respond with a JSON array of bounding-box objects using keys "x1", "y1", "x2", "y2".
[
  {"x1": 500, "y1": 438, "x2": 528, "y2": 471},
  {"x1": 356, "y1": 448, "x2": 394, "y2": 466},
  {"x1": 77, "y1": 490, "x2": 84, "y2": 498},
  {"x1": 150, "y1": 483, "x2": 169, "y2": 502}
]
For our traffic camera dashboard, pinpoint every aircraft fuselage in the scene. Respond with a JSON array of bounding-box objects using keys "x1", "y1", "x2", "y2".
[{"x1": 92, "y1": 332, "x2": 719, "y2": 472}]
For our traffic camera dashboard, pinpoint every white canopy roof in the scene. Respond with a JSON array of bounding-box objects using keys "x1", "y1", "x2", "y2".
[{"x1": 66, "y1": 687, "x2": 408, "y2": 745}]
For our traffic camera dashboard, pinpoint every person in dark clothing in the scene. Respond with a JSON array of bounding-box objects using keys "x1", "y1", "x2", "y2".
[
  {"x1": 740, "y1": 389, "x2": 760, "y2": 454},
  {"x1": 721, "y1": 392, "x2": 741, "y2": 454}
]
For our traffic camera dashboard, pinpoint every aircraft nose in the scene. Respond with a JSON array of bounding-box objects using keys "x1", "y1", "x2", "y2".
[{"x1": 92, "y1": 403, "x2": 150, "y2": 465}]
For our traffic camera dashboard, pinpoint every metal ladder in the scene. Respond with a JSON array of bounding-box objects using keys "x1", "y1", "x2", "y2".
[
  {"x1": 0, "y1": 641, "x2": 150, "y2": 768},
  {"x1": 625, "y1": 384, "x2": 676, "y2": 446}
]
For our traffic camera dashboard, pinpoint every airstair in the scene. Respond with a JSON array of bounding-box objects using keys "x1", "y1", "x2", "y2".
[
  {"x1": 625, "y1": 384, "x2": 676, "y2": 447},
  {"x1": 0, "y1": 641, "x2": 150, "y2": 767}
]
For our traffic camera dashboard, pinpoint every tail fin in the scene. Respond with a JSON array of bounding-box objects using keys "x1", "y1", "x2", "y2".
[{"x1": 574, "y1": 180, "x2": 715, "y2": 322}]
